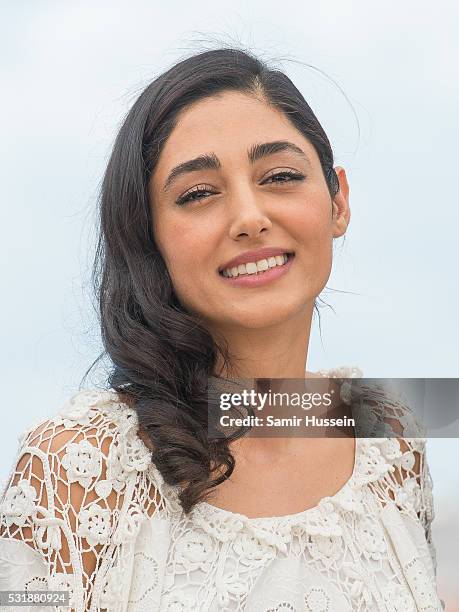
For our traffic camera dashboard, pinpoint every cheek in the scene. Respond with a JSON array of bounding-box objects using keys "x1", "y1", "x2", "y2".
[
  {"x1": 289, "y1": 200, "x2": 334, "y2": 287},
  {"x1": 291, "y1": 198, "x2": 333, "y2": 249},
  {"x1": 155, "y1": 218, "x2": 217, "y2": 304}
]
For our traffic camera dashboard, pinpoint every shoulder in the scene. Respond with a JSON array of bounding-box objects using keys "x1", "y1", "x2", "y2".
[
  {"x1": 314, "y1": 366, "x2": 429, "y2": 480},
  {"x1": 17, "y1": 388, "x2": 141, "y2": 449},
  {"x1": 350, "y1": 380, "x2": 427, "y2": 453},
  {"x1": 0, "y1": 388, "x2": 166, "y2": 608},
  {"x1": 1, "y1": 388, "x2": 159, "y2": 521},
  {"x1": 348, "y1": 381, "x2": 433, "y2": 517},
  {"x1": 12, "y1": 390, "x2": 136, "y2": 471},
  {"x1": 19, "y1": 388, "x2": 135, "y2": 437},
  {"x1": 321, "y1": 366, "x2": 427, "y2": 451}
]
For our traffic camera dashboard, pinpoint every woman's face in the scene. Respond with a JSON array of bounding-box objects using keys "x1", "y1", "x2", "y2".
[{"x1": 149, "y1": 90, "x2": 350, "y2": 333}]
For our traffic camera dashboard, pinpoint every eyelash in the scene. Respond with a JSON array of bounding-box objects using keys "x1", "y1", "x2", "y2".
[{"x1": 175, "y1": 170, "x2": 306, "y2": 206}]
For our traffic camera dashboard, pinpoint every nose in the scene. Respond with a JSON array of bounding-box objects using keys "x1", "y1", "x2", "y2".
[{"x1": 227, "y1": 186, "x2": 273, "y2": 240}]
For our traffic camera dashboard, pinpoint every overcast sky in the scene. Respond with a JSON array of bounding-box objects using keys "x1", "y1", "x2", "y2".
[{"x1": 1, "y1": 0, "x2": 458, "y2": 602}]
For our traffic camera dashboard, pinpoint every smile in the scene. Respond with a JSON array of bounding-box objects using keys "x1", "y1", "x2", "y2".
[
  {"x1": 220, "y1": 253, "x2": 292, "y2": 278},
  {"x1": 218, "y1": 253, "x2": 295, "y2": 288}
]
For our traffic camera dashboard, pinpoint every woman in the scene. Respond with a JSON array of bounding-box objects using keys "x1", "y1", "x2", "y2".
[{"x1": 0, "y1": 47, "x2": 443, "y2": 611}]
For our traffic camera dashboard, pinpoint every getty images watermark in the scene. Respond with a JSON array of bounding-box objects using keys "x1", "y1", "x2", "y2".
[
  {"x1": 217, "y1": 384, "x2": 355, "y2": 430},
  {"x1": 206, "y1": 376, "x2": 459, "y2": 440},
  {"x1": 207, "y1": 376, "x2": 357, "y2": 440}
]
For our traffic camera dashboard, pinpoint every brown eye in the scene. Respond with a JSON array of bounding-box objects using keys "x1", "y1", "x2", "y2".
[
  {"x1": 263, "y1": 170, "x2": 306, "y2": 185},
  {"x1": 175, "y1": 184, "x2": 218, "y2": 206}
]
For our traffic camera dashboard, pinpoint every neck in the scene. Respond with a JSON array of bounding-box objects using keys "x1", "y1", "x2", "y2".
[{"x1": 209, "y1": 303, "x2": 315, "y2": 380}]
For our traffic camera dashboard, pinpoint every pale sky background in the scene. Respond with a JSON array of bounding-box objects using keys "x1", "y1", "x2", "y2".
[{"x1": 1, "y1": 0, "x2": 458, "y2": 604}]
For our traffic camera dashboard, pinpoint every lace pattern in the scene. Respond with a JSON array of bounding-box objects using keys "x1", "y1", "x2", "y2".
[
  {"x1": 0, "y1": 391, "x2": 167, "y2": 611},
  {"x1": 0, "y1": 368, "x2": 444, "y2": 611}
]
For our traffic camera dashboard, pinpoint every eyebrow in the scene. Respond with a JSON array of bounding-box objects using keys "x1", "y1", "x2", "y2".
[{"x1": 162, "y1": 140, "x2": 311, "y2": 192}]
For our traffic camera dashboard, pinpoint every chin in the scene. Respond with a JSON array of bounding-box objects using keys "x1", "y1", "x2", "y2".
[{"x1": 226, "y1": 303, "x2": 308, "y2": 329}]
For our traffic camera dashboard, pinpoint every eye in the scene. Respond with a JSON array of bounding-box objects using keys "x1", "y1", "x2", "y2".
[
  {"x1": 174, "y1": 170, "x2": 306, "y2": 206},
  {"x1": 175, "y1": 184, "x2": 216, "y2": 206},
  {"x1": 262, "y1": 170, "x2": 306, "y2": 186}
]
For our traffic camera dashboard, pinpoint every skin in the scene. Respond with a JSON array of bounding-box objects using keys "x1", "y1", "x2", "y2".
[{"x1": 149, "y1": 90, "x2": 351, "y2": 467}]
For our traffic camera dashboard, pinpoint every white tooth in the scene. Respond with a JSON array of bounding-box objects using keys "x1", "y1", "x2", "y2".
[
  {"x1": 224, "y1": 255, "x2": 289, "y2": 277},
  {"x1": 256, "y1": 259, "x2": 269, "y2": 272}
]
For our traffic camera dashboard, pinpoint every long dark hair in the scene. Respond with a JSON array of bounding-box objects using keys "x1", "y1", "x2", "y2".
[{"x1": 87, "y1": 47, "x2": 340, "y2": 514}]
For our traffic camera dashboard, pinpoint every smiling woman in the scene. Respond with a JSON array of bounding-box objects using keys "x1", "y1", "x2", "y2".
[
  {"x1": 0, "y1": 46, "x2": 444, "y2": 611},
  {"x1": 149, "y1": 87, "x2": 349, "y2": 344}
]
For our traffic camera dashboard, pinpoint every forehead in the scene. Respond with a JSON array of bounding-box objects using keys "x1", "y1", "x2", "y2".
[
  {"x1": 153, "y1": 91, "x2": 319, "y2": 173},
  {"x1": 171, "y1": 90, "x2": 287, "y2": 131}
]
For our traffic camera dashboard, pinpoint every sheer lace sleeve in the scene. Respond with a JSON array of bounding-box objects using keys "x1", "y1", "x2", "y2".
[
  {"x1": 352, "y1": 382, "x2": 438, "y2": 575},
  {"x1": 0, "y1": 390, "x2": 163, "y2": 612}
]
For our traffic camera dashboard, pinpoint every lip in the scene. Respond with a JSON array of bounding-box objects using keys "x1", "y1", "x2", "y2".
[
  {"x1": 218, "y1": 247, "x2": 295, "y2": 273},
  {"x1": 219, "y1": 252, "x2": 295, "y2": 288}
]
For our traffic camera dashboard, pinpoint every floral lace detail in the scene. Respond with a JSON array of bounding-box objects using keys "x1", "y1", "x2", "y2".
[
  {"x1": 0, "y1": 370, "x2": 444, "y2": 612},
  {"x1": 175, "y1": 530, "x2": 216, "y2": 572},
  {"x1": 234, "y1": 531, "x2": 277, "y2": 566},
  {"x1": 76, "y1": 502, "x2": 112, "y2": 546},
  {"x1": 355, "y1": 515, "x2": 387, "y2": 560},
  {"x1": 381, "y1": 581, "x2": 417, "y2": 612},
  {"x1": 128, "y1": 551, "x2": 160, "y2": 604},
  {"x1": 61, "y1": 439, "x2": 103, "y2": 488},
  {"x1": 304, "y1": 586, "x2": 330, "y2": 611},
  {"x1": 0, "y1": 479, "x2": 38, "y2": 527},
  {"x1": 0, "y1": 387, "x2": 165, "y2": 611},
  {"x1": 55, "y1": 389, "x2": 121, "y2": 428},
  {"x1": 24, "y1": 575, "x2": 48, "y2": 591},
  {"x1": 307, "y1": 534, "x2": 343, "y2": 567}
]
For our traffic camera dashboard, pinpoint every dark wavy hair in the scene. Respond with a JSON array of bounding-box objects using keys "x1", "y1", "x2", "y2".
[{"x1": 87, "y1": 47, "x2": 341, "y2": 514}]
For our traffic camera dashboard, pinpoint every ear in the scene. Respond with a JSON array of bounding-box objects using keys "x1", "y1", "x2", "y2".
[{"x1": 331, "y1": 166, "x2": 350, "y2": 238}]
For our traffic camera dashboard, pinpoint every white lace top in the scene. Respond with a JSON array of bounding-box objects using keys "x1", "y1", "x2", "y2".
[{"x1": 0, "y1": 367, "x2": 445, "y2": 612}]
